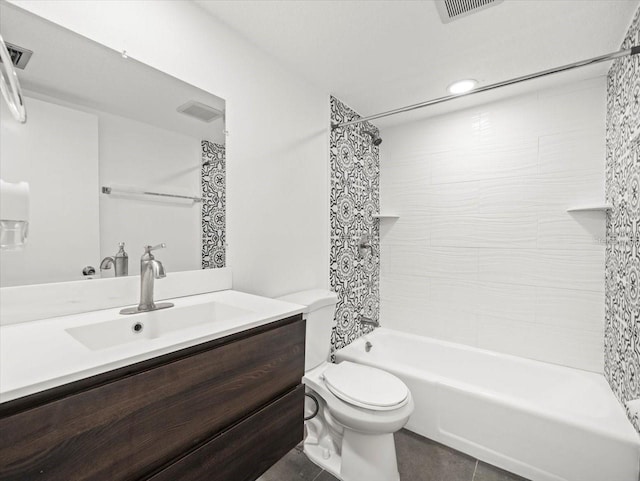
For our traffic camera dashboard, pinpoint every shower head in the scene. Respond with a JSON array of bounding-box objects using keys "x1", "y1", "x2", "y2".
[{"x1": 362, "y1": 130, "x2": 382, "y2": 146}]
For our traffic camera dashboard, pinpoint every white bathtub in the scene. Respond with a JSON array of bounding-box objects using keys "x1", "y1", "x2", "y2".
[{"x1": 335, "y1": 328, "x2": 640, "y2": 481}]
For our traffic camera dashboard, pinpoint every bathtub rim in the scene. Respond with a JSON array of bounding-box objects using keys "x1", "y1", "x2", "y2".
[
  {"x1": 335, "y1": 328, "x2": 640, "y2": 448},
  {"x1": 343, "y1": 327, "x2": 602, "y2": 376}
]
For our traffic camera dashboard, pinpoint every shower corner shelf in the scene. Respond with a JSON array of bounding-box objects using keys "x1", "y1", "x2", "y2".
[
  {"x1": 373, "y1": 213, "x2": 399, "y2": 219},
  {"x1": 566, "y1": 204, "x2": 612, "y2": 213}
]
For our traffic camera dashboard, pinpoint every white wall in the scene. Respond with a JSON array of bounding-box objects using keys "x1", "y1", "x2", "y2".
[
  {"x1": 380, "y1": 77, "x2": 606, "y2": 372},
  {"x1": 10, "y1": 0, "x2": 330, "y2": 297},
  {"x1": 99, "y1": 113, "x2": 202, "y2": 275},
  {"x1": 0, "y1": 96, "x2": 100, "y2": 287}
]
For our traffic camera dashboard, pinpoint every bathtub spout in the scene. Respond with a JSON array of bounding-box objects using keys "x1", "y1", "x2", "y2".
[{"x1": 359, "y1": 316, "x2": 379, "y2": 328}]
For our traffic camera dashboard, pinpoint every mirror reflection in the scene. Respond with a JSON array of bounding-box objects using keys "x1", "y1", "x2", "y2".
[{"x1": 0, "y1": 4, "x2": 226, "y2": 287}]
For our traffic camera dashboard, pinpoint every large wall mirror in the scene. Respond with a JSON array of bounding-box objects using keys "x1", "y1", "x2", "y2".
[{"x1": 0, "y1": 3, "x2": 226, "y2": 287}]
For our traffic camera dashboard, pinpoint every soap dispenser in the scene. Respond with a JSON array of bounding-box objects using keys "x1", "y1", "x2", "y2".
[{"x1": 115, "y1": 242, "x2": 128, "y2": 276}]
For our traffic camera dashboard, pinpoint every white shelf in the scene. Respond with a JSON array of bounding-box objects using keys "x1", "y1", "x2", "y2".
[
  {"x1": 373, "y1": 213, "x2": 399, "y2": 219},
  {"x1": 566, "y1": 204, "x2": 612, "y2": 213}
]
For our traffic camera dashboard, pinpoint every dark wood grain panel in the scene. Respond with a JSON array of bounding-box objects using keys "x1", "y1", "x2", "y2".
[
  {"x1": 0, "y1": 316, "x2": 305, "y2": 481},
  {"x1": 148, "y1": 385, "x2": 304, "y2": 481}
]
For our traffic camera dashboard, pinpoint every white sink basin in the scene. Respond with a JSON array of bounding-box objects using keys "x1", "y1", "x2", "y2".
[
  {"x1": 1, "y1": 289, "x2": 306, "y2": 404},
  {"x1": 66, "y1": 301, "x2": 252, "y2": 350}
]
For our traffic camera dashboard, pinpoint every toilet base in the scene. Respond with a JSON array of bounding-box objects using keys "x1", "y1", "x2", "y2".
[
  {"x1": 304, "y1": 443, "x2": 341, "y2": 479},
  {"x1": 304, "y1": 391, "x2": 343, "y2": 478},
  {"x1": 304, "y1": 431, "x2": 400, "y2": 481},
  {"x1": 341, "y1": 430, "x2": 399, "y2": 481}
]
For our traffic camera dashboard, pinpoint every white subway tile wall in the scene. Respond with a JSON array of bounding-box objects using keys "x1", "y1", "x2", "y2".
[{"x1": 380, "y1": 76, "x2": 607, "y2": 372}]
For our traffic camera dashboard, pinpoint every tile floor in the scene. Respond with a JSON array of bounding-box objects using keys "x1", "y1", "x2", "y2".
[{"x1": 259, "y1": 429, "x2": 529, "y2": 481}]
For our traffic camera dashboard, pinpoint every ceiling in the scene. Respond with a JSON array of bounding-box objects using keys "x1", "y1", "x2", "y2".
[{"x1": 196, "y1": 0, "x2": 639, "y2": 127}]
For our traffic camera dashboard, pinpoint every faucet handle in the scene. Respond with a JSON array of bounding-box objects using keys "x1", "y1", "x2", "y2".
[
  {"x1": 142, "y1": 243, "x2": 166, "y2": 259},
  {"x1": 144, "y1": 243, "x2": 166, "y2": 254}
]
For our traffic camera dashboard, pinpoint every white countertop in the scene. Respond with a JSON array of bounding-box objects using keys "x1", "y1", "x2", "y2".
[{"x1": 0, "y1": 289, "x2": 305, "y2": 404}]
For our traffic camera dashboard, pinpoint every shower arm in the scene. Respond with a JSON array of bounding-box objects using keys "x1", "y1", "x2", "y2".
[{"x1": 331, "y1": 45, "x2": 640, "y2": 130}]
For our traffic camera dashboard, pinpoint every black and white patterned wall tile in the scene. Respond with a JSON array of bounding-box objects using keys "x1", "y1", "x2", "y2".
[
  {"x1": 201, "y1": 140, "x2": 226, "y2": 269},
  {"x1": 604, "y1": 5, "x2": 640, "y2": 432},
  {"x1": 329, "y1": 96, "x2": 381, "y2": 353}
]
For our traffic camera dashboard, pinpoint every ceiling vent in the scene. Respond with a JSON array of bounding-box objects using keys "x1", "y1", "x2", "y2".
[
  {"x1": 176, "y1": 101, "x2": 223, "y2": 123},
  {"x1": 2, "y1": 42, "x2": 33, "y2": 70},
  {"x1": 435, "y1": 0, "x2": 504, "y2": 24}
]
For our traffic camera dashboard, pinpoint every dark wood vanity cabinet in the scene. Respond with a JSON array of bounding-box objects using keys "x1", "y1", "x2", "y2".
[{"x1": 0, "y1": 314, "x2": 305, "y2": 481}]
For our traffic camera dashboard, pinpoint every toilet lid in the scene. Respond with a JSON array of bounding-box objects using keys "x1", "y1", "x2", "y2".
[{"x1": 323, "y1": 361, "x2": 409, "y2": 411}]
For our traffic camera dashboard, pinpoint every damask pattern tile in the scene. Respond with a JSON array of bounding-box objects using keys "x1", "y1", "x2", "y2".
[
  {"x1": 201, "y1": 140, "x2": 226, "y2": 269},
  {"x1": 604, "y1": 5, "x2": 640, "y2": 432},
  {"x1": 329, "y1": 96, "x2": 380, "y2": 352}
]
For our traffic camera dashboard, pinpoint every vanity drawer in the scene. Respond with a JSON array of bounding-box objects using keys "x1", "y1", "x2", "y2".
[
  {"x1": 0, "y1": 315, "x2": 304, "y2": 481},
  {"x1": 148, "y1": 385, "x2": 304, "y2": 481}
]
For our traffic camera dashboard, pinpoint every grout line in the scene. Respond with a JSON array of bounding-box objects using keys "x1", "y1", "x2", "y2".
[
  {"x1": 471, "y1": 460, "x2": 478, "y2": 481},
  {"x1": 311, "y1": 470, "x2": 326, "y2": 481}
]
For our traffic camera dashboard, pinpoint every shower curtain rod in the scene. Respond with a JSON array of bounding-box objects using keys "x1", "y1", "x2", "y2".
[{"x1": 331, "y1": 45, "x2": 640, "y2": 130}]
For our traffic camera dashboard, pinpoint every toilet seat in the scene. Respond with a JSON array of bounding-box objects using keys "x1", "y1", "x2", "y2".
[
  {"x1": 304, "y1": 360, "x2": 414, "y2": 434},
  {"x1": 323, "y1": 361, "x2": 409, "y2": 411}
]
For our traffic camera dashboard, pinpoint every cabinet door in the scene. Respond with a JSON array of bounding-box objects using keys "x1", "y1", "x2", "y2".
[
  {"x1": 0, "y1": 317, "x2": 304, "y2": 481},
  {"x1": 148, "y1": 386, "x2": 305, "y2": 481}
]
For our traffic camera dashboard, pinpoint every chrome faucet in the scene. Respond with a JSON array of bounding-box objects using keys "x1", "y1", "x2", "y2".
[
  {"x1": 358, "y1": 315, "x2": 379, "y2": 328},
  {"x1": 100, "y1": 242, "x2": 129, "y2": 277},
  {"x1": 120, "y1": 244, "x2": 174, "y2": 315}
]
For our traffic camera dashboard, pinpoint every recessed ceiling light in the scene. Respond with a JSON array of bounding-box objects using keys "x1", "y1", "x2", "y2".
[{"x1": 447, "y1": 79, "x2": 478, "y2": 95}]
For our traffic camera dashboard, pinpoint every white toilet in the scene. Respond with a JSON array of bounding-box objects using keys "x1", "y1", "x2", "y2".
[{"x1": 277, "y1": 289, "x2": 414, "y2": 481}]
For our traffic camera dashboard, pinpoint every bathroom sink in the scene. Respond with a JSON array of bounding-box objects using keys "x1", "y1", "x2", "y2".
[{"x1": 66, "y1": 301, "x2": 252, "y2": 350}]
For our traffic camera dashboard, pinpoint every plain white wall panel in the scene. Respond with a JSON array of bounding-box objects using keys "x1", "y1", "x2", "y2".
[
  {"x1": 381, "y1": 246, "x2": 480, "y2": 280},
  {"x1": 477, "y1": 248, "x2": 604, "y2": 291},
  {"x1": 430, "y1": 213, "x2": 538, "y2": 248},
  {"x1": 477, "y1": 315, "x2": 604, "y2": 372},
  {"x1": 535, "y1": 286, "x2": 604, "y2": 332}
]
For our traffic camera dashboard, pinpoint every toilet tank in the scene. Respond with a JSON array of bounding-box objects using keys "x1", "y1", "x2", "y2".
[{"x1": 276, "y1": 289, "x2": 337, "y2": 371}]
